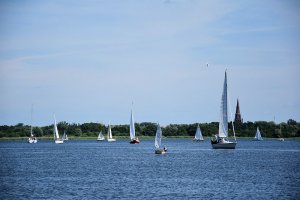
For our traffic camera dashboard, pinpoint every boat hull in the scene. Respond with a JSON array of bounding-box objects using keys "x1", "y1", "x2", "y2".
[
  {"x1": 28, "y1": 138, "x2": 37, "y2": 144},
  {"x1": 211, "y1": 142, "x2": 236, "y2": 149},
  {"x1": 193, "y1": 139, "x2": 204, "y2": 142},
  {"x1": 155, "y1": 149, "x2": 166, "y2": 154},
  {"x1": 55, "y1": 140, "x2": 64, "y2": 144},
  {"x1": 130, "y1": 139, "x2": 140, "y2": 144},
  {"x1": 107, "y1": 138, "x2": 116, "y2": 142}
]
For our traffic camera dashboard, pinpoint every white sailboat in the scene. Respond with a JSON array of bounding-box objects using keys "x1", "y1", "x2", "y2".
[
  {"x1": 277, "y1": 124, "x2": 284, "y2": 141},
  {"x1": 254, "y1": 127, "x2": 263, "y2": 141},
  {"x1": 62, "y1": 131, "x2": 69, "y2": 141},
  {"x1": 211, "y1": 71, "x2": 237, "y2": 149},
  {"x1": 154, "y1": 123, "x2": 167, "y2": 154},
  {"x1": 129, "y1": 109, "x2": 140, "y2": 144},
  {"x1": 53, "y1": 115, "x2": 63, "y2": 144},
  {"x1": 28, "y1": 105, "x2": 37, "y2": 144},
  {"x1": 28, "y1": 126, "x2": 37, "y2": 144},
  {"x1": 193, "y1": 124, "x2": 204, "y2": 141},
  {"x1": 97, "y1": 131, "x2": 105, "y2": 141},
  {"x1": 107, "y1": 123, "x2": 116, "y2": 142}
]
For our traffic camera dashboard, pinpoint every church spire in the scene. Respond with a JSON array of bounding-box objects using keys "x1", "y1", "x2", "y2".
[{"x1": 234, "y1": 99, "x2": 242, "y2": 123}]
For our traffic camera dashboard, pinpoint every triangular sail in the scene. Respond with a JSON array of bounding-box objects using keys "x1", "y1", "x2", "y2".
[
  {"x1": 255, "y1": 127, "x2": 263, "y2": 140},
  {"x1": 218, "y1": 71, "x2": 228, "y2": 138},
  {"x1": 62, "y1": 131, "x2": 66, "y2": 140},
  {"x1": 53, "y1": 116, "x2": 60, "y2": 140},
  {"x1": 107, "y1": 124, "x2": 112, "y2": 139},
  {"x1": 195, "y1": 124, "x2": 203, "y2": 140},
  {"x1": 98, "y1": 131, "x2": 104, "y2": 139},
  {"x1": 130, "y1": 110, "x2": 136, "y2": 140},
  {"x1": 155, "y1": 124, "x2": 162, "y2": 149}
]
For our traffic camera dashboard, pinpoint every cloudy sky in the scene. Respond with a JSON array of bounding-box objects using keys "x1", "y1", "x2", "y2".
[{"x1": 0, "y1": 0, "x2": 299, "y2": 126}]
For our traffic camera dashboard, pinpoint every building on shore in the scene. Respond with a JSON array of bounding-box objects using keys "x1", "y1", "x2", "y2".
[{"x1": 234, "y1": 99, "x2": 243, "y2": 123}]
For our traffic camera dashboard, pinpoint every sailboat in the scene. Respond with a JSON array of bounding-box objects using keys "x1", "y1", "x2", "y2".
[
  {"x1": 97, "y1": 131, "x2": 105, "y2": 141},
  {"x1": 53, "y1": 116, "x2": 63, "y2": 144},
  {"x1": 154, "y1": 123, "x2": 167, "y2": 154},
  {"x1": 254, "y1": 127, "x2": 263, "y2": 141},
  {"x1": 193, "y1": 124, "x2": 204, "y2": 141},
  {"x1": 129, "y1": 109, "x2": 140, "y2": 144},
  {"x1": 211, "y1": 71, "x2": 237, "y2": 149},
  {"x1": 107, "y1": 123, "x2": 116, "y2": 142},
  {"x1": 277, "y1": 124, "x2": 284, "y2": 141},
  {"x1": 28, "y1": 126, "x2": 37, "y2": 144},
  {"x1": 62, "y1": 131, "x2": 69, "y2": 141},
  {"x1": 28, "y1": 105, "x2": 37, "y2": 144}
]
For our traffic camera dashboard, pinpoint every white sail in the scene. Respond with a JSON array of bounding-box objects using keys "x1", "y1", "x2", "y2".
[
  {"x1": 30, "y1": 125, "x2": 34, "y2": 137},
  {"x1": 62, "y1": 131, "x2": 68, "y2": 141},
  {"x1": 62, "y1": 131, "x2": 66, "y2": 140},
  {"x1": 54, "y1": 116, "x2": 60, "y2": 140},
  {"x1": 130, "y1": 109, "x2": 136, "y2": 140},
  {"x1": 254, "y1": 127, "x2": 263, "y2": 140},
  {"x1": 218, "y1": 71, "x2": 228, "y2": 138},
  {"x1": 195, "y1": 124, "x2": 204, "y2": 140},
  {"x1": 155, "y1": 124, "x2": 162, "y2": 149},
  {"x1": 98, "y1": 131, "x2": 104, "y2": 140},
  {"x1": 107, "y1": 124, "x2": 112, "y2": 139}
]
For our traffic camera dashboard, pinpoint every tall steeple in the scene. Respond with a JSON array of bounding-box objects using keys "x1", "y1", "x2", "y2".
[{"x1": 234, "y1": 99, "x2": 243, "y2": 123}]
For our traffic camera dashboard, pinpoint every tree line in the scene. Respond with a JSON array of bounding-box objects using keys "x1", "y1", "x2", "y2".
[{"x1": 0, "y1": 119, "x2": 299, "y2": 138}]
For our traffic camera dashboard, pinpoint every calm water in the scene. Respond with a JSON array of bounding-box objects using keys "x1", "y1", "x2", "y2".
[{"x1": 1, "y1": 139, "x2": 300, "y2": 199}]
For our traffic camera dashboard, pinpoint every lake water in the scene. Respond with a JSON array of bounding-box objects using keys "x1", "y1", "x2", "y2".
[{"x1": 1, "y1": 139, "x2": 300, "y2": 199}]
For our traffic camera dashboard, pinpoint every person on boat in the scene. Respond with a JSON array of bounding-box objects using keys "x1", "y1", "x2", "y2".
[{"x1": 163, "y1": 146, "x2": 167, "y2": 152}]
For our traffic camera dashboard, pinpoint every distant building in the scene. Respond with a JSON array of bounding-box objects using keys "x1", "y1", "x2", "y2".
[{"x1": 234, "y1": 99, "x2": 243, "y2": 123}]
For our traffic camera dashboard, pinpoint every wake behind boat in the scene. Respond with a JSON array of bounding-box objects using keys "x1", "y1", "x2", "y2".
[
  {"x1": 154, "y1": 123, "x2": 167, "y2": 154},
  {"x1": 129, "y1": 108, "x2": 139, "y2": 144},
  {"x1": 211, "y1": 71, "x2": 237, "y2": 149}
]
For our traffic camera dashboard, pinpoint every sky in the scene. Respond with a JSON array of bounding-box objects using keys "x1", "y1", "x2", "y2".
[{"x1": 0, "y1": 0, "x2": 299, "y2": 126}]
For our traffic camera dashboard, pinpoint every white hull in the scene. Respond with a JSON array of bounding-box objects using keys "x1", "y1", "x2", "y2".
[
  {"x1": 97, "y1": 138, "x2": 105, "y2": 141},
  {"x1": 212, "y1": 142, "x2": 236, "y2": 149},
  {"x1": 107, "y1": 138, "x2": 116, "y2": 142},
  {"x1": 55, "y1": 140, "x2": 64, "y2": 144},
  {"x1": 28, "y1": 138, "x2": 37, "y2": 143}
]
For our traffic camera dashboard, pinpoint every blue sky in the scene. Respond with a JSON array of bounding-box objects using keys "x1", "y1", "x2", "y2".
[{"x1": 0, "y1": 0, "x2": 299, "y2": 126}]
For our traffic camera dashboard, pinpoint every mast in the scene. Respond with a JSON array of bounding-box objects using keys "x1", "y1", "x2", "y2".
[{"x1": 30, "y1": 104, "x2": 33, "y2": 137}]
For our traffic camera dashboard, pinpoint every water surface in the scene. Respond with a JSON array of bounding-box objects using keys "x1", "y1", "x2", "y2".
[{"x1": 1, "y1": 139, "x2": 299, "y2": 199}]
